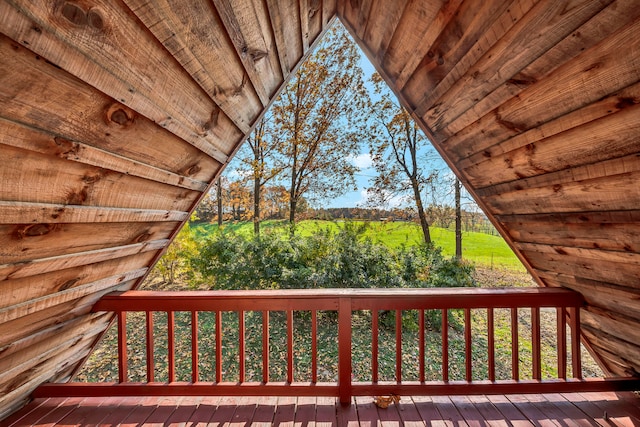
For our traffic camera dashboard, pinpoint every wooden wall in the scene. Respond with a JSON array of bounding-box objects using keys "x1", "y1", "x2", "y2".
[
  {"x1": 0, "y1": 0, "x2": 335, "y2": 418},
  {"x1": 1, "y1": 0, "x2": 639, "y2": 419},
  {"x1": 338, "y1": 0, "x2": 640, "y2": 378}
]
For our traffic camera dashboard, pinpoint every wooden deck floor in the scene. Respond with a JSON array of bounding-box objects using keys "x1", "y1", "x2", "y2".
[{"x1": 2, "y1": 392, "x2": 639, "y2": 426}]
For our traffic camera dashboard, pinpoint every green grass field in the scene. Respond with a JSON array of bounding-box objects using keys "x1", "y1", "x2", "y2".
[{"x1": 193, "y1": 219, "x2": 524, "y2": 271}]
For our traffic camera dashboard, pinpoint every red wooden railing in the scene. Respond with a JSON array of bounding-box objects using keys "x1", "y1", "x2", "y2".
[{"x1": 34, "y1": 288, "x2": 640, "y2": 403}]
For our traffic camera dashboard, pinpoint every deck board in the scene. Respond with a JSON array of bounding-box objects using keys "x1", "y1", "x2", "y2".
[{"x1": 1, "y1": 392, "x2": 638, "y2": 426}]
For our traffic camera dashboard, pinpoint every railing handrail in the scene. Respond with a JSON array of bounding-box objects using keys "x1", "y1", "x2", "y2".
[
  {"x1": 93, "y1": 287, "x2": 584, "y2": 312},
  {"x1": 33, "y1": 286, "x2": 640, "y2": 403}
]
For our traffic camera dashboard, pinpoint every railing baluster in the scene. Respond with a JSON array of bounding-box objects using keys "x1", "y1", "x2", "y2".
[
  {"x1": 215, "y1": 310, "x2": 222, "y2": 383},
  {"x1": 465, "y1": 308, "x2": 472, "y2": 382},
  {"x1": 79, "y1": 287, "x2": 611, "y2": 401},
  {"x1": 239, "y1": 311, "x2": 245, "y2": 383},
  {"x1": 312, "y1": 310, "x2": 317, "y2": 383},
  {"x1": 191, "y1": 311, "x2": 198, "y2": 383},
  {"x1": 557, "y1": 307, "x2": 567, "y2": 379},
  {"x1": 146, "y1": 311, "x2": 154, "y2": 383},
  {"x1": 532, "y1": 307, "x2": 541, "y2": 380},
  {"x1": 569, "y1": 306, "x2": 582, "y2": 379},
  {"x1": 511, "y1": 307, "x2": 519, "y2": 380},
  {"x1": 338, "y1": 298, "x2": 352, "y2": 404},
  {"x1": 372, "y1": 310, "x2": 379, "y2": 383},
  {"x1": 262, "y1": 310, "x2": 269, "y2": 384},
  {"x1": 488, "y1": 308, "x2": 495, "y2": 382},
  {"x1": 419, "y1": 310, "x2": 425, "y2": 383},
  {"x1": 442, "y1": 309, "x2": 448, "y2": 382},
  {"x1": 396, "y1": 309, "x2": 402, "y2": 382},
  {"x1": 287, "y1": 310, "x2": 294, "y2": 383},
  {"x1": 117, "y1": 311, "x2": 127, "y2": 383},
  {"x1": 168, "y1": 311, "x2": 175, "y2": 382}
]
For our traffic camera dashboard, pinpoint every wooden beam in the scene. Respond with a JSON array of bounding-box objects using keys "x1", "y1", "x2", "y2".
[
  {"x1": 0, "y1": 239, "x2": 167, "y2": 280},
  {"x1": 419, "y1": 0, "x2": 612, "y2": 132},
  {"x1": 0, "y1": 35, "x2": 221, "y2": 182},
  {"x1": 211, "y1": 0, "x2": 284, "y2": 104},
  {"x1": 0, "y1": 0, "x2": 238, "y2": 163},
  {"x1": 0, "y1": 272, "x2": 145, "y2": 323},
  {"x1": 0, "y1": 252, "x2": 153, "y2": 309},
  {"x1": 0, "y1": 221, "x2": 177, "y2": 267},
  {"x1": 1, "y1": 144, "x2": 200, "y2": 212},
  {"x1": 0, "y1": 118, "x2": 208, "y2": 191},
  {"x1": 123, "y1": 0, "x2": 261, "y2": 133},
  {"x1": 0, "y1": 202, "x2": 189, "y2": 224}
]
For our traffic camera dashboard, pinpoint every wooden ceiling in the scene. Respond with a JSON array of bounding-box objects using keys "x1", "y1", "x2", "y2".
[{"x1": 1, "y1": 0, "x2": 639, "y2": 418}]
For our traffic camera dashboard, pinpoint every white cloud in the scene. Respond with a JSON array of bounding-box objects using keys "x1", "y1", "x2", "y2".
[{"x1": 347, "y1": 153, "x2": 373, "y2": 169}]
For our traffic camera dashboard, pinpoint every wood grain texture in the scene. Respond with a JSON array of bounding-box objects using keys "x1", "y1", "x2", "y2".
[
  {"x1": 1, "y1": 144, "x2": 200, "y2": 211},
  {"x1": 0, "y1": 202, "x2": 189, "y2": 226},
  {"x1": 0, "y1": 35, "x2": 221, "y2": 183},
  {"x1": 1, "y1": 0, "x2": 640, "y2": 419},
  {"x1": 0, "y1": 0, "x2": 240, "y2": 162},
  {"x1": 0, "y1": 221, "x2": 177, "y2": 266},
  {"x1": 402, "y1": 0, "x2": 529, "y2": 108},
  {"x1": 443, "y1": 13, "x2": 640, "y2": 161},
  {"x1": 443, "y1": 0, "x2": 640, "y2": 137},
  {"x1": 212, "y1": 0, "x2": 284, "y2": 104},
  {"x1": 420, "y1": 0, "x2": 612, "y2": 132},
  {"x1": 123, "y1": 0, "x2": 261, "y2": 133}
]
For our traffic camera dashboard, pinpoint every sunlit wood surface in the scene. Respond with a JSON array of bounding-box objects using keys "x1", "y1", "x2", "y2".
[{"x1": 3, "y1": 392, "x2": 639, "y2": 426}]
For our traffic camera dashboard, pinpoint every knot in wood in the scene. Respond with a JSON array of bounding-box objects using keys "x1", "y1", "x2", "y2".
[
  {"x1": 60, "y1": 2, "x2": 106, "y2": 31},
  {"x1": 184, "y1": 164, "x2": 202, "y2": 176},
  {"x1": 105, "y1": 103, "x2": 135, "y2": 127},
  {"x1": 87, "y1": 8, "x2": 104, "y2": 30},
  {"x1": 15, "y1": 223, "x2": 55, "y2": 239},
  {"x1": 61, "y1": 2, "x2": 87, "y2": 26}
]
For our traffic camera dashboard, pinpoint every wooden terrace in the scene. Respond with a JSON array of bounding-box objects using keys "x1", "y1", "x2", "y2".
[
  {"x1": 4, "y1": 287, "x2": 638, "y2": 426},
  {"x1": 3, "y1": 392, "x2": 640, "y2": 426}
]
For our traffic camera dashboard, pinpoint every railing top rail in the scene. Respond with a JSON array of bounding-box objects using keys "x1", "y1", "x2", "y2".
[{"x1": 92, "y1": 287, "x2": 584, "y2": 312}]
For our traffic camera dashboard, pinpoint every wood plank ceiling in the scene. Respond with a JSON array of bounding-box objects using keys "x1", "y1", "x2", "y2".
[{"x1": 0, "y1": 0, "x2": 639, "y2": 419}]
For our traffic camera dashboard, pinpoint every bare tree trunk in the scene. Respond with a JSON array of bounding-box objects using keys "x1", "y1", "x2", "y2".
[
  {"x1": 411, "y1": 178, "x2": 431, "y2": 244},
  {"x1": 216, "y1": 177, "x2": 222, "y2": 227},
  {"x1": 254, "y1": 172, "x2": 261, "y2": 237},
  {"x1": 455, "y1": 178, "x2": 462, "y2": 259}
]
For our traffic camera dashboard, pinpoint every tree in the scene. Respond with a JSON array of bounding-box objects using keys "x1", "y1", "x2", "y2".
[
  {"x1": 271, "y1": 23, "x2": 369, "y2": 232},
  {"x1": 455, "y1": 178, "x2": 462, "y2": 259},
  {"x1": 237, "y1": 115, "x2": 284, "y2": 235},
  {"x1": 156, "y1": 218, "x2": 198, "y2": 284},
  {"x1": 367, "y1": 73, "x2": 441, "y2": 244}
]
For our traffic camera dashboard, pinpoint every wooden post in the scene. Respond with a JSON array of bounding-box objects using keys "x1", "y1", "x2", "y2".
[
  {"x1": 511, "y1": 308, "x2": 519, "y2": 380},
  {"x1": 239, "y1": 311, "x2": 245, "y2": 383},
  {"x1": 419, "y1": 310, "x2": 425, "y2": 383},
  {"x1": 557, "y1": 307, "x2": 567, "y2": 379},
  {"x1": 168, "y1": 311, "x2": 175, "y2": 382},
  {"x1": 532, "y1": 307, "x2": 541, "y2": 380},
  {"x1": 263, "y1": 310, "x2": 269, "y2": 384},
  {"x1": 395, "y1": 309, "x2": 402, "y2": 382},
  {"x1": 287, "y1": 310, "x2": 294, "y2": 384},
  {"x1": 117, "y1": 311, "x2": 127, "y2": 383},
  {"x1": 488, "y1": 308, "x2": 495, "y2": 382},
  {"x1": 465, "y1": 308, "x2": 472, "y2": 382},
  {"x1": 338, "y1": 298, "x2": 352, "y2": 404},
  {"x1": 372, "y1": 310, "x2": 379, "y2": 383},
  {"x1": 146, "y1": 311, "x2": 154, "y2": 383},
  {"x1": 312, "y1": 310, "x2": 318, "y2": 383},
  {"x1": 442, "y1": 309, "x2": 448, "y2": 382},
  {"x1": 569, "y1": 307, "x2": 582, "y2": 379},
  {"x1": 216, "y1": 311, "x2": 222, "y2": 383},
  {"x1": 191, "y1": 311, "x2": 198, "y2": 383}
]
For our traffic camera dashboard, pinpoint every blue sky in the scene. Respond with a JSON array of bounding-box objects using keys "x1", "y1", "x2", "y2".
[{"x1": 225, "y1": 34, "x2": 461, "y2": 210}]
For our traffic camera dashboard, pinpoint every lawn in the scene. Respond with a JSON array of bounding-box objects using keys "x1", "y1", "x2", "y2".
[{"x1": 193, "y1": 219, "x2": 525, "y2": 271}]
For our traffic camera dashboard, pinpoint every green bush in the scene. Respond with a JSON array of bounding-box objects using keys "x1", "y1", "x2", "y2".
[{"x1": 191, "y1": 220, "x2": 475, "y2": 296}]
